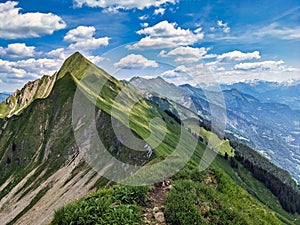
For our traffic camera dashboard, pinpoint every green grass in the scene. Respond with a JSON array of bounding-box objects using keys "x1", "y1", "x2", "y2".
[
  {"x1": 166, "y1": 167, "x2": 283, "y2": 225},
  {"x1": 184, "y1": 119, "x2": 234, "y2": 157},
  {"x1": 213, "y1": 155, "x2": 300, "y2": 224},
  {"x1": 50, "y1": 186, "x2": 147, "y2": 225}
]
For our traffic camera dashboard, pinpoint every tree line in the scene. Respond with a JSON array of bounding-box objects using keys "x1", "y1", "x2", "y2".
[{"x1": 230, "y1": 140, "x2": 300, "y2": 214}]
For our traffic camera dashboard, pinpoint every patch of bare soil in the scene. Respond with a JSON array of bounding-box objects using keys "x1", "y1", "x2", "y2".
[
  {"x1": 143, "y1": 181, "x2": 172, "y2": 225},
  {"x1": 0, "y1": 153, "x2": 102, "y2": 225},
  {"x1": 203, "y1": 169, "x2": 218, "y2": 188}
]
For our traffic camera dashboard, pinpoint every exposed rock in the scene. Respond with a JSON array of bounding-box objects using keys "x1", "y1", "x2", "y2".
[
  {"x1": 0, "y1": 73, "x2": 57, "y2": 118},
  {"x1": 154, "y1": 212, "x2": 165, "y2": 223},
  {"x1": 153, "y1": 206, "x2": 160, "y2": 213}
]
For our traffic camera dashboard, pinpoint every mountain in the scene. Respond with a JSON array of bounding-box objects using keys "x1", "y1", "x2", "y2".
[
  {"x1": 0, "y1": 53, "x2": 203, "y2": 224},
  {"x1": 0, "y1": 53, "x2": 151, "y2": 224},
  {"x1": 131, "y1": 77, "x2": 300, "y2": 184},
  {"x1": 0, "y1": 53, "x2": 299, "y2": 224},
  {"x1": 221, "y1": 80, "x2": 300, "y2": 110},
  {"x1": 0, "y1": 75, "x2": 56, "y2": 118},
  {"x1": 181, "y1": 84, "x2": 300, "y2": 184}
]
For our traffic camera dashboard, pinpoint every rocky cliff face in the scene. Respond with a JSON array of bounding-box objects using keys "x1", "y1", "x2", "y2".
[{"x1": 0, "y1": 73, "x2": 57, "y2": 118}]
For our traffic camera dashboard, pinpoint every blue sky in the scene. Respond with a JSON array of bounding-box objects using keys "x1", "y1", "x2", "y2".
[{"x1": 0, "y1": 0, "x2": 299, "y2": 91}]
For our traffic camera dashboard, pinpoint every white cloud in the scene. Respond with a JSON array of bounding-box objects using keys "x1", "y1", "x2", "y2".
[
  {"x1": 159, "y1": 60, "x2": 300, "y2": 85},
  {"x1": 0, "y1": 43, "x2": 36, "y2": 58},
  {"x1": 64, "y1": 26, "x2": 96, "y2": 42},
  {"x1": 234, "y1": 60, "x2": 284, "y2": 70},
  {"x1": 194, "y1": 27, "x2": 203, "y2": 34},
  {"x1": 0, "y1": 1, "x2": 66, "y2": 39},
  {"x1": 48, "y1": 48, "x2": 67, "y2": 60},
  {"x1": 129, "y1": 21, "x2": 204, "y2": 49},
  {"x1": 0, "y1": 51, "x2": 106, "y2": 90},
  {"x1": 141, "y1": 23, "x2": 149, "y2": 28},
  {"x1": 69, "y1": 38, "x2": 110, "y2": 51},
  {"x1": 114, "y1": 54, "x2": 158, "y2": 69},
  {"x1": 64, "y1": 26, "x2": 110, "y2": 51},
  {"x1": 47, "y1": 26, "x2": 110, "y2": 61},
  {"x1": 162, "y1": 69, "x2": 181, "y2": 79},
  {"x1": 88, "y1": 55, "x2": 106, "y2": 64},
  {"x1": 217, "y1": 20, "x2": 230, "y2": 33},
  {"x1": 217, "y1": 50, "x2": 261, "y2": 61},
  {"x1": 210, "y1": 23, "x2": 300, "y2": 42},
  {"x1": 203, "y1": 54, "x2": 218, "y2": 59},
  {"x1": 161, "y1": 64, "x2": 214, "y2": 85},
  {"x1": 73, "y1": 0, "x2": 178, "y2": 10},
  {"x1": 139, "y1": 15, "x2": 149, "y2": 20},
  {"x1": 154, "y1": 8, "x2": 166, "y2": 16},
  {"x1": 159, "y1": 46, "x2": 209, "y2": 62},
  {"x1": 0, "y1": 57, "x2": 62, "y2": 85},
  {"x1": 254, "y1": 23, "x2": 300, "y2": 40}
]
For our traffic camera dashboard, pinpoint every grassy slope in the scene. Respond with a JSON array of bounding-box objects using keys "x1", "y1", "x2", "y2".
[
  {"x1": 0, "y1": 52, "x2": 196, "y2": 223},
  {"x1": 51, "y1": 155, "x2": 296, "y2": 224},
  {"x1": 184, "y1": 118, "x2": 234, "y2": 157},
  {"x1": 49, "y1": 53, "x2": 299, "y2": 224},
  {"x1": 0, "y1": 73, "x2": 77, "y2": 208},
  {"x1": 213, "y1": 156, "x2": 300, "y2": 224}
]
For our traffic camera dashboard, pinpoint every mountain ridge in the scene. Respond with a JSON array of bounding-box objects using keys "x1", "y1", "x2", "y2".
[
  {"x1": 0, "y1": 53, "x2": 299, "y2": 224},
  {"x1": 0, "y1": 74, "x2": 57, "y2": 118},
  {"x1": 131, "y1": 76, "x2": 300, "y2": 184}
]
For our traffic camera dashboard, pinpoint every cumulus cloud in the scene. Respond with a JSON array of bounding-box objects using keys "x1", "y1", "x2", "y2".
[
  {"x1": 160, "y1": 56, "x2": 299, "y2": 85},
  {"x1": 114, "y1": 54, "x2": 158, "y2": 69},
  {"x1": 161, "y1": 64, "x2": 214, "y2": 85},
  {"x1": 129, "y1": 21, "x2": 204, "y2": 49},
  {"x1": 0, "y1": 43, "x2": 36, "y2": 58},
  {"x1": 0, "y1": 51, "x2": 105, "y2": 91},
  {"x1": 0, "y1": 1, "x2": 66, "y2": 39},
  {"x1": 73, "y1": 0, "x2": 178, "y2": 10},
  {"x1": 234, "y1": 60, "x2": 284, "y2": 70},
  {"x1": 154, "y1": 8, "x2": 166, "y2": 15},
  {"x1": 141, "y1": 23, "x2": 149, "y2": 28},
  {"x1": 64, "y1": 26, "x2": 110, "y2": 51},
  {"x1": 217, "y1": 50, "x2": 261, "y2": 61},
  {"x1": 47, "y1": 26, "x2": 110, "y2": 61},
  {"x1": 64, "y1": 26, "x2": 96, "y2": 42},
  {"x1": 217, "y1": 20, "x2": 230, "y2": 33},
  {"x1": 162, "y1": 65, "x2": 187, "y2": 78},
  {"x1": 48, "y1": 48, "x2": 67, "y2": 60},
  {"x1": 159, "y1": 46, "x2": 208, "y2": 62},
  {"x1": 0, "y1": 57, "x2": 62, "y2": 85}
]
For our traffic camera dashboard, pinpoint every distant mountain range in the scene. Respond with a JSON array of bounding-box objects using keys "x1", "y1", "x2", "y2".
[
  {"x1": 131, "y1": 77, "x2": 300, "y2": 183},
  {"x1": 0, "y1": 93, "x2": 10, "y2": 102},
  {"x1": 221, "y1": 80, "x2": 300, "y2": 111}
]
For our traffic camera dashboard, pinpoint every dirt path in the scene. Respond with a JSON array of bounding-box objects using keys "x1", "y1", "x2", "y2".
[{"x1": 143, "y1": 181, "x2": 172, "y2": 225}]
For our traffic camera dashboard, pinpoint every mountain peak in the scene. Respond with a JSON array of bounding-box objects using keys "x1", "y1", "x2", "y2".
[
  {"x1": 67, "y1": 51, "x2": 86, "y2": 62},
  {"x1": 57, "y1": 52, "x2": 93, "y2": 80}
]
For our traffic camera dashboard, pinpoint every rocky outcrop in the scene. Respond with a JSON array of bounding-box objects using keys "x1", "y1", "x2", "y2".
[{"x1": 0, "y1": 73, "x2": 57, "y2": 118}]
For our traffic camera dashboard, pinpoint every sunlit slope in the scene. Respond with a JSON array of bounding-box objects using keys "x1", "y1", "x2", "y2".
[{"x1": 0, "y1": 74, "x2": 57, "y2": 118}]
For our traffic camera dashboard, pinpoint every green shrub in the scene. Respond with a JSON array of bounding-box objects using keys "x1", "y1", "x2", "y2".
[
  {"x1": 165, "y1": 169, "x2": 282, "y2": 225},
  {"x1": 112, "y1": 185, "x2": 149, "y2": 205},
  {"x1": 50, "y1": 186, "x2": 144, "y2": 225},
  {"x1": 165, "y1": 180, "x2": 208, "y2": 225}
]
